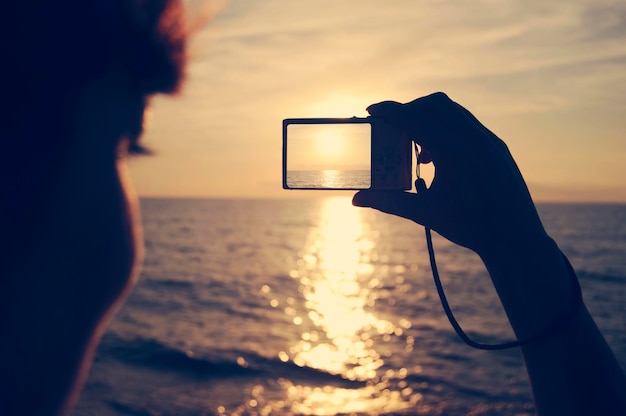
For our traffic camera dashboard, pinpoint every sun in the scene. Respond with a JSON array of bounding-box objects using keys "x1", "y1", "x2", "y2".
[{"x1": 314, "y1": 126, "x2": 346, "y2": 160}]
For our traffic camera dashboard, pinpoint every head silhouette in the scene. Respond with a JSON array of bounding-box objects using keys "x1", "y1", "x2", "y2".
[{"x1": 0, "y1": 2, "x2": 188, "y2": 415}]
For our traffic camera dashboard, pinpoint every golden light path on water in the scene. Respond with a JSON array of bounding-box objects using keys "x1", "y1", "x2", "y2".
[{"x1": 280, "y1": 197, "x2": 421, "y2": 415}]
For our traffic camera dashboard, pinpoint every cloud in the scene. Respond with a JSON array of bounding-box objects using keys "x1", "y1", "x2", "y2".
[
  {"x1": 134, "y1": 0, "x2": 626, "y2": 199},
  {"x1": 578, "y1": 2, "x2": 626, "y2": 43},
  {"x1": 186, "y1": 0, "x2": 626, "y2": 113}
]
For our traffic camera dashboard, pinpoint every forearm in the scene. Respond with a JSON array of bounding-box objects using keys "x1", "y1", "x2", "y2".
[{"x1": 480, "y1": 235, "x2": 626, "y2": 415}]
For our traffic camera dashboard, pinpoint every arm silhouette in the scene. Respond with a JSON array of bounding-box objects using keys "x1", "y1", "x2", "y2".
[{"x1": 353, "y1": 92, "x2": 626, "y2": 415}]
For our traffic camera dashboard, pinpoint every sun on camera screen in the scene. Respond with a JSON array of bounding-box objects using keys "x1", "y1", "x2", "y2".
[{"x1": 285, "y1": 123, "x2": 371, "y2": 189}]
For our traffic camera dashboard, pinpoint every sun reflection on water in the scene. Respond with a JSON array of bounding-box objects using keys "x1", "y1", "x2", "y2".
[
  {"x1": 278, "y1": 196, "x2": 419, "y2": 414},
  {"x1": 290, "y1": 197, "x2": 390, "y2": 380}
]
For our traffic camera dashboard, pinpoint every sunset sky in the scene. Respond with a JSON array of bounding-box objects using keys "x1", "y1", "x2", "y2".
[
  {"x1": 129, "y1": 0, "x2": 626, "y2": 202},
  {"x1": 286, "y1": 122, "x2": 371, "y2": 171}
]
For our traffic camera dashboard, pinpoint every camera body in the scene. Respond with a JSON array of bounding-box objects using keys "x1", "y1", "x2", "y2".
[{"x1": 282, "y1": 117, "x2": 412, "y2": 190}]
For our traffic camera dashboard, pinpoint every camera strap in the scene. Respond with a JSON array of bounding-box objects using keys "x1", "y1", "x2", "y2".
[{"x1": 413, "y1": 144, "x2": 583, "y2": 350}]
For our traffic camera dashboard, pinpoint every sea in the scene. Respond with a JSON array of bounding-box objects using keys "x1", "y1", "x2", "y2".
[
  {"x1": 286, "y1": 170, "x2": 371, "y2": 189},
  {"x1": 74, "y1": 199, "x2": 626, "y2": 416}
]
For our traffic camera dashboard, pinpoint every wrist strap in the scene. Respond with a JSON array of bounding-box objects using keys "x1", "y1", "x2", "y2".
[{"x1": 425, "y1": 227, "x2": 583, "y2": 350}]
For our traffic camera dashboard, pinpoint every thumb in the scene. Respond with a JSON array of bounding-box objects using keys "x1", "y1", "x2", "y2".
[{"x1": 352, "y1": 191, "x2": 433, "y2": 227}]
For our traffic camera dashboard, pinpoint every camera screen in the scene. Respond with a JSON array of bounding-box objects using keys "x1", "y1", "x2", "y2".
[{"x1": 284, "y1": 122, "x2": 372, "y2": 189}]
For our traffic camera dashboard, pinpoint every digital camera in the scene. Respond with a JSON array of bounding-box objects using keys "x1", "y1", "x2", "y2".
[{"x1": 282, "y1": 117, "x2": 412, "y2": 190}]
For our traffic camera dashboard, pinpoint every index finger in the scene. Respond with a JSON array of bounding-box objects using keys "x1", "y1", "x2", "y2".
[
  {"x1": 366, "y1": 93, "x2": 450, "y2": 153},
  {"x1": 367, "y1": 92, "x2": 492, "y2": 161}
]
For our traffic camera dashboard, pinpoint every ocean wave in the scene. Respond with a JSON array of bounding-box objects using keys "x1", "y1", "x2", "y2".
[
  {"x1": 403, "y1": 372, "x2": 531, "y2": 405},
  {"x1": 98, "y1": 335, "x2": 255, "y2": 378},
  {"x1": 143, "y1": 279, "x2": 195, "y2": 290},
  {"x1": 98, "y1": 334, "x2": 364, "y2": 388},
  {"x1": 577, "y1": 271, "x2": 625, "y2": 284}
]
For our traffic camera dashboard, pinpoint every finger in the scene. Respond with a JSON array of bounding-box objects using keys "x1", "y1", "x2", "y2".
[
  {"x1": 366, "y1": 100, "x2": 403, "y2": 115},
  {"x1": 404, "y1": 92, "x2": 476, "y2": 137},
  {"x1": 406, "y1": 93, "x2": 508, "y2": 161},
  {"x1": 366, "y1": 101, "x2": 407, "y2": 127},
  {"x1": 352, "y1": 191, "x2": 433, "y2": 227},
  {"x1": 367, "y1": 93, "x2": 456, "y2": 156},
  {"x1": 366, "y1": 101, "x2": 441, "y2": 162}
]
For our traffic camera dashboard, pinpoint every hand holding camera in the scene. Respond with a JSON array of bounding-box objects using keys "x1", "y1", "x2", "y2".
[{"x1": 352, "y1": 92, "x2": 547, "y2": 258}]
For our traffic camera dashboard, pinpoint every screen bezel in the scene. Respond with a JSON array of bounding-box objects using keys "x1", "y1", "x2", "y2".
[{"x1": 282, "y1": 117, "x2": 374, "y2": 190}]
